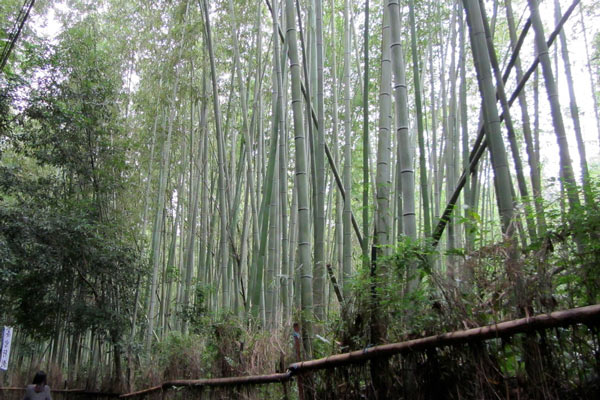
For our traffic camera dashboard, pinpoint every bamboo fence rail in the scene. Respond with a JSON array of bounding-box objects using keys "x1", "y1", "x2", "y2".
[
  {"x1": 2, "y1": 304, "x2": 599, "y2": 398},
  {"x1": 118, "y1": 304, "x2": 600, "y2": 398}
]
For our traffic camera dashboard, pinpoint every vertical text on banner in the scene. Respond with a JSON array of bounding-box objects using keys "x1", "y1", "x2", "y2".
[{"x1": 0, "y1": 326, "x2": 14, "y2": 370}]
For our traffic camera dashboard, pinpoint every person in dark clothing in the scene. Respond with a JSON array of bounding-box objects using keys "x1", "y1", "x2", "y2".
[{"x1": 23, "y1": 371, "x2": 51, "y2": 400}]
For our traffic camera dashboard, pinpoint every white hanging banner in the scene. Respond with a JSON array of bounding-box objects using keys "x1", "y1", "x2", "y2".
[{"x1": 0, "y1": 326, "x2": 13, "y2": 370}]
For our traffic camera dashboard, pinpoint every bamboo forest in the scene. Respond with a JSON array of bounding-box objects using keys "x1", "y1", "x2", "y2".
[{"x1": 2, "y1": 0, "x2": 600, "y2": 398}]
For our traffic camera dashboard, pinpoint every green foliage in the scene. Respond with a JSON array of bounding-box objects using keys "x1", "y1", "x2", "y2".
[
  {"x1": 178, "y1": 283, "x2": 209, "y2": 334},
  {"x1": 527, "y1": 180, "x2": 600, "y2": 306},
  {"x1": 0, "y1": 202, "x2": 142, "y2": 341},
  {"x1": 331, "y1": 237, "x2": 439, "y2": 352},
  {"x1": 18, "y1": 19, "x2": 129, "y2": 216},
  {"x1": 153, "y1": 332, "x2": 210, "y2": 380},
  {"x1": 373, "y1": 238, "x2": 440, "y2": 336},
  {"x1": 0, "y1": 12, "x2": 142, "y2": 348}
]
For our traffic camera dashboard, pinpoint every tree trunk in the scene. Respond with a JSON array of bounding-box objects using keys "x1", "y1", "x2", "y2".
[
  {"x1": 203, "y1": 0, "x2": 231, "y2": 311},
  {"x1": 285, "y1": 0, "x2": 314, "y2": 357},
  {"x1": 313, "y1": 0, "x2": 326, "y2": 322},
  {"x1": 375, "y1": 1, "x2": 393, "y2": 260},
  {"x1": 505, "y1": 0, "x2": 546, "y2": 237},
  {"x1": 388, "y1": 0, "x2": 417, "y2": 290},
  {"x1": 329, "y1": 0, "x2": 343, "y2": 313},
  {"x1": 578, "y1": 4, "x2": 600, "y2": 149},
  {"x1": 342, "y1": 0, "x2": 353, "y2": 301},
  {"x1": 462, "y1": 0, "x2": 514, "y2": 236},
  {"x1": 408, "y1": 0, "x2": 432, "y2": 239},
  {"x1": 527, "y1": 0, "x2": 580, "y2": 213},
  {"x1": 554, "y1": 0, "x2": 593, "y2": 208},
  {"x1": 362, "y1": 0, "x2": 370, "y2": 274},
  {"x1": 479, "y1": 0, "x2": 536, "y2": 243}
]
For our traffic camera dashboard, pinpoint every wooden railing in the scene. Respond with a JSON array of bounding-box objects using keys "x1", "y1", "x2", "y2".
[
  {"x1": 0, "y1": 387, "x2": 119, "y2": 399},
  {"x1": 2, "y1": 304, "x2": 600, "y2": 399},
  {"x1": 119, "y1": 304, "x2": 600, "y2": 398}
]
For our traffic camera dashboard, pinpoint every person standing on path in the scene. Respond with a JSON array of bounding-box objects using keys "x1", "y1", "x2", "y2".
[{"x1": 22, "y1": 371, "x2": 51, "y2": 400}]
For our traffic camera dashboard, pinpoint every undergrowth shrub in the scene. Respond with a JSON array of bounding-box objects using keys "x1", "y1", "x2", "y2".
[
  {"x1": 136, "y1": 314, "x2": 289, "y2": 392},
  {"x1": 151, "y1": 332, "x2": 209, "y2": 383}
]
